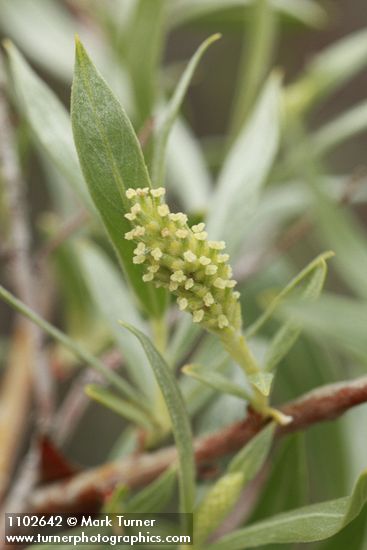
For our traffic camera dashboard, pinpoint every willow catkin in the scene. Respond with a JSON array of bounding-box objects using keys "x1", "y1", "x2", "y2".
[{"x1": 124, "y1": 187, "x2": 242, "y2": 336}]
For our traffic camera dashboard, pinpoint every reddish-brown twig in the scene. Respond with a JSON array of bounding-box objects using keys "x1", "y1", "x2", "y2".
[{"x1": 29, "y1": 375, "x2": 367, "y2": 514}]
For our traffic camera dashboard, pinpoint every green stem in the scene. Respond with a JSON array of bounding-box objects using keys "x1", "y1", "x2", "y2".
[
  {"x1": 219, "y1": 329, "x2": 270, "y2": 414},
  {"x1": 150, "y1": 315, "x2": 172, "y2": 437},
  {"x1": 230, "y1": 0, "x2": 276, "y2": 137},
  {"x1": 219, "y1": 330, "x2": 294, "y2": 424},
  {"x1": 220, "y1": 330, "x2": 259, "y2": 376}
]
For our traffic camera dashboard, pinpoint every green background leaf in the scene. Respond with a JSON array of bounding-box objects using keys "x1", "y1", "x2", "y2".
[
  {"x1": 209, "y1": 469, "x2": 367, "y2": 549},
  {"x1": 121, "y1": 323, "x2": 196, "y2": 514},
  {"x1": 71, "y1": 38, "x2": 165, "y2": 317}
]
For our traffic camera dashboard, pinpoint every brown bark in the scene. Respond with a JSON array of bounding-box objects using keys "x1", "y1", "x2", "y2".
[{"x1": 29, "y1": 375, "x2": 367, "y2": 514}]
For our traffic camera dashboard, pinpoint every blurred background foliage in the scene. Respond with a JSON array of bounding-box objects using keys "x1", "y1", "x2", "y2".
[{"x1": 1, "y1": 1, "x2": 367, "y2": 548}]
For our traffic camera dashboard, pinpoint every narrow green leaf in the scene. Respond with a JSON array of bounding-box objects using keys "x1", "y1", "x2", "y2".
[
  {"x1": 0, "y1": 0, "x2": 77, "y2": 80},
  {"x1": 5, "y1": 43, "x2": 89, "y2": 204},
  {"x1": 71, "y1": 38, "x2": 165, "y2": 317},
  {"x1": 320, "y1": 507, "x2": 367, "y2": 550},
  {"x1": 286, "y1": 28, "x2": 367, "y2": 114},
  {"x1": 264, "y1": 322, "x2": 301, "y2": 373},
  {"x1": 312, "y1": 99, "x2": 367, "y2": 156},
  {"x1": 236, "y1": 182, "x2": 312, "y2": 257},
  {"x1": 126, "y1": 0, "x2": 167, "y2": 124},
  {"x1": 209, "y1": 469, "x2": 367, "y2": 549},
  {"x1": 85, "y1": 384, "x2": 154, "y2": 431},
  {"x1": 264, "y1": 254, "x2": 330, "y2": 371},
  {"x1": 195, "y1": 370, "x2": 247, "y2": 434},
  {"x1": 182, "y1": 363, "x2": 252, "y2": 401},
  {"x1": 230, "y1": 0, "x2": 276, "y2": 136},
  {"x1": 180, "y1": 341, "x2": 232, "y2": 417},
  {"x1": 246, "y1": 251, "x2": 334, "y2": 339},
  {"x1": 248, "y1": 372, "x2": 274, "y2": 396},
  {"x1": 207, "y1": 73, "x2": 281, "y2": 258},
  {"x1": 0, "y1": 284, "x2": 139, "y2": 403},
  {"x1": 126, "y1": 466, "x2": 177, "y2": 513},
  {"x1": 152, "y1": 33, "x2": 221, "y2": 185},
  {"x1": 120, "y1": 322, "x2": 195, "y2": 514}
]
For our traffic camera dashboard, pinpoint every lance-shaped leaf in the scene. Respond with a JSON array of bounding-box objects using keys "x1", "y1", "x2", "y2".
[
  {"x1": 245, "y1": 251, "x2": 333, "y2": 374},
  {"x1": 320, "y1": 507, "x2": 367, "y2": 550},
  {"x1": 0, "y1": 285, "x2": 139, "y2": 403},
  {"x1": 182, "y1": 363, "x2": 252, "y2": 401},
  {"x1": 0, "y1": 0, "x2": 78, "y2": 80},
  {"x1": 5, "y1": 42, "x2": 88, "y2": 205},
  {"x1": 312, "y1": 99, "x2": 367, "y2": 157},
  {"x1": 126, "y1": 0, "x2": 167, "y2": 125},
  {"x1": 246, "y1": 251, "x2": 334, "y2": 338},
  {"x1": 229, "y1": 0, "x2": 276, "y2": 137},
  {"x1": 207, "y1": 74, "x2": 281, "y2": 258},
  {"x1": 248, "y1": 372, "x2": 274, "y2": 397},
  {"x1": 71, "y1": 38, "x2": 165, "y2": 317},
  {"x1": 263, "y1": 252, "x2": 332, "y2": 372},
  {"x1": 120, "y1": 322, "x2": 195, "y2": 514},
  {"x1": 209, "y1": 469, "x2": 367, "y2": 549},
  {"x1": 286, "y1": 27, "x2": 367, "y2": 114},
  {"x1": 180, "y1": 340, "x2": 232, "y2": 417},
  {"x1": 152, "y1": 33, "x2": 221, "y2": 185}
]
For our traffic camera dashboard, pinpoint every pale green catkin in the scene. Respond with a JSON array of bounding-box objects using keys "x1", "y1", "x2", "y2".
[
  {"x1": 193, "y1": 472, "x2": 244, "y2": 546},
  {"x1": 124, "y1": 187, "x2": 242, "y2": 336},
  {"x1": 124, "y1": 187, "x2": 294, "y2": 424}
]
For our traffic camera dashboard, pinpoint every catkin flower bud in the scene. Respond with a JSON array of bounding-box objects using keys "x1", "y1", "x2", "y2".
[
  {"x1": 124, "y1": 187, "x2": 242, "y2": 334},
  {"x1": 194, "y1": 472, "x2": 244, "y2": 546}
]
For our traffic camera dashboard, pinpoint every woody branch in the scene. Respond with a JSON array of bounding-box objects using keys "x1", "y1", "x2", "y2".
[{"x1": 30, "y1": 375, "x2": 367, "y2": 514}]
